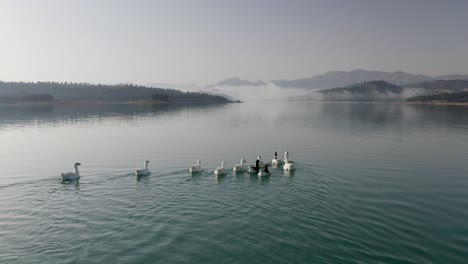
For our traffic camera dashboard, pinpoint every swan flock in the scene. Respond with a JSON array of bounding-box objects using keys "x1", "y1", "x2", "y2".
[{"x1": 60, "y1": 151, "x2": 295, "y2": 181}]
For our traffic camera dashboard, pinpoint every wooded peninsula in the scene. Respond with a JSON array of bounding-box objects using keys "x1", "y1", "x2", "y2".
[{"x1": 0, "y1": 81, "x2": 232, "y2": 105}]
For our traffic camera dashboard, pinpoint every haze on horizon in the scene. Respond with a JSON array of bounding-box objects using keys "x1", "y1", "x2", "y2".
[{"x1": 1, "y1": 0, "x2": 467, "y2": 86}]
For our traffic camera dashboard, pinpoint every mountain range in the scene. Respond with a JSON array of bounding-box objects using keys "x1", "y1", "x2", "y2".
[{"x1": 208, "y1": 70, "x2": 468, "y2": 90}]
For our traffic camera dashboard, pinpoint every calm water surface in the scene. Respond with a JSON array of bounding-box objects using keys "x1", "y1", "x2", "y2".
[{"x1": 1, "y1": 102, "x2": 468, "y2": 263}]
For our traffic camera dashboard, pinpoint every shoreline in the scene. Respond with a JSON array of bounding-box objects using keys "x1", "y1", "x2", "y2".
[
  {"x1": 0, "y1": 99, "x2": 237, "y2": 107},
  {"x1": 404, "y1": 101, "x2": 468, "y2": 106}
]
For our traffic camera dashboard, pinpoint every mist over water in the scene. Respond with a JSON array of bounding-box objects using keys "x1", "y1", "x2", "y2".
[
  {"x1": 206, "y1": 84, "x2": 317, "y2": 102},
  {"x1": 202, "y1": 84, "x2": 434, "y2": 103}
]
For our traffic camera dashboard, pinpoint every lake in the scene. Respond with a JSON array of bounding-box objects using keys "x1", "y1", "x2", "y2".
[{"x1": 1, "y1": 101, "x2": 468, "y2": 263}]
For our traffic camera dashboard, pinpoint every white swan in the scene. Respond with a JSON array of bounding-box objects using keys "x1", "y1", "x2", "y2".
[
  {"x1": 271, "y1": 151, "x2": 283, "y2": 166},
  {"x1": 189, "y1": 160, "x2": 203, "y2": 173},
  {"x1": 214, "y1": 161, "x2": 226, "y2": 175},
  {"x1": 233, "y1": 158, "x2": 247, "y2": 172},
  {"x1": 283, "y1": 151, "x2": 294, "y2": 164},
  {"x1": 61, "y1": 162, "x2": 81, "y2": 181},
  {"x1": 283, "y1": 160, "x2": 295, "y2": 172},
  {"x1": 135, "y1": 160, "x2": 151, "y2": 176},
  {"x1": 283, "y1": 153, "x2": 295, "y2": 172},
  {"x1": 258, "y1": 164, "x2": 270, "y2": 177}
]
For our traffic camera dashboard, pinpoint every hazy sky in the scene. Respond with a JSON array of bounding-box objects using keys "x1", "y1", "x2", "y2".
[{"x1": 0, "y1": 0, "x2": 467, "y2": 85}]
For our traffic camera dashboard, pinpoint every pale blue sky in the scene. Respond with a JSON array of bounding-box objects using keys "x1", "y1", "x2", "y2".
[{"x1": 0, "y1": 0, "x2": 467, "y2": 84}]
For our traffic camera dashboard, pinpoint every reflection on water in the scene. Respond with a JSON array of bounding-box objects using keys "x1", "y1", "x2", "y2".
[
  {"x1": 318, "y1": 102, "x2": 468, "y2": 131},
  {"x1": 405, "y1": 104, "x2": 468, "y2": 128},
  {"x1": 320, "y1": 102, "x2": 403, "y2": 125},
  {"x1": 60, "y1": 180, "x2": 81, "y2": 193},
  {"x1": 0, "y1": 103, "x2": 228, "y2": 129},
  {"x1": 3, "y1": 102, "x2": 468, "y2": 133}
]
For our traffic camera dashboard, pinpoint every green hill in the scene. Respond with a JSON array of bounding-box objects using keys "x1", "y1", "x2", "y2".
[
  {"x1": 0, "y1": 81, "x2": 231, "y2": 104},
  {"x1": 316, "y1": 81, "x2": 403, "y2": 101},
  {"x1": 406, "y1": 91, "x2": 468, "y2": 104}
]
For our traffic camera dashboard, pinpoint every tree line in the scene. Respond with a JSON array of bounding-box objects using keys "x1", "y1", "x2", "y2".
[{"x1": 0, "y1": 81, "x2": 230, "y2": 104}]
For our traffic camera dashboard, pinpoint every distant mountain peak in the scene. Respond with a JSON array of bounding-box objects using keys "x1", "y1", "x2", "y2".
[
  {"x1": 221, "y1": 76, "x2": 242, "y2": 82},
  {"x1": 208, "y1": 77, "x2": 266, "y2": 87}
]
